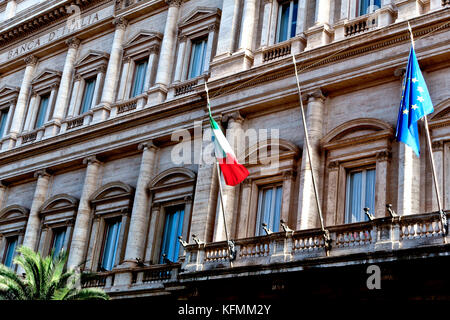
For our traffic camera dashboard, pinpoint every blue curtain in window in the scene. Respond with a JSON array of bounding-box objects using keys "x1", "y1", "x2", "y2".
[
  {"x1": 101, "y1": 220, "x2": 122, "y2": 271},
  {"x1": 256, "y1": 186, "x2": 283, "y2": 235},
  {"x1": 291, "y1": 0, "x2": 298, "y2": 38},
  {"x1": 0, "y1": 110, "x2": 8, "y2": 138},
  {"x1": 80, "y1": 78, "x2": 96, "y2": 114},
  {"x1": 278, "y1": 2, "x2": 290, "y2": 42},
  {"x1": 359, "y1": 0, "x2": 380, "y2": 15},
  {"x1": 189, "y1": 39, "x2": 207, "y2": 79},
  {"x1": 51, "y1": 228, "x2": 66, "y2": 259},
  {"x1": 131, "y1": 60, "x2": 148, "y2": 97},
  {"x1": 346, "y1": 171, "x2": 362, "y2": 223},
  {"x1": 4, "y1": 237, "x2": 18, "y2": 269},
  {"x1": 35, "y1": 94, "x2": 50, "y2": 129},
  {"x1": 278, "y1": 0, "x2": 298, "y2": 43},
  {"x1": 160, "y1": 207, "x2": 184, "y2": 264}
]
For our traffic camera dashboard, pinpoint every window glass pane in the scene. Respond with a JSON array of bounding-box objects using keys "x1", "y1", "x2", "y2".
[
  {"x1": 189, "y1": 39, "x2": 207, "y2": 79},
  {"x1": 291, "y1": 0, "x2": 298, "y2": 38},
  {"x1": 256, "y1": 185, "x2": 283, "y2": 235},
  {"x1": 131, "y1": 60, "x2": 148, "y2": 98},
  {"x1": 160, "y1": 207, "x2": 185, "y2": 263},
  {"x1": 101, "y1": 220, "x2": 122, "y2": 271},
  {"x1": 80, "y1": 78, "x2": 96, "y2": 114},
  {"x1": 4, "y1": 237, "x2": 18, "y2": 268},
  {"x1": 364, "y1": 169, "x2": 376, "y2": 217},
  {"x1": 278, "y1": 2, "x2": 290, "y2": 42},
  {"x1": 51, "y1": 228, "x2": 66, "y2": 259},
  {"x1": 35, "y1": 94, "x2": 50, "y2": 129},
  {"x1": 0, "y1": 109, "x2": 8, "y2": 138},
  {"x1": 346, "y1": 171, "x2": 362, "y2": 223}
]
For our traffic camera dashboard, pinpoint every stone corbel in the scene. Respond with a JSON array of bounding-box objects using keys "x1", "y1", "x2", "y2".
[
  {"x1": 113, "y1": 17, "x2": 128, "y2": 30},
  {"x1": 138, "y1": 140, "x2": 159, "y2": 152},
  {"x1": 34, "y1": 169, "x2": 52, "y2": 179},
  {"x1": 83, "y1": 155, "x2": 102, "y2": 166}
]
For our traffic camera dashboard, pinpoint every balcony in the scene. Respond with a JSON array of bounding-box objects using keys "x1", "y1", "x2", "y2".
[
  {"x1": 84, "y1": 212, "x2": 448, "y2": 298},
  {"x1": 254, "y1": 36, "x2": 306, "y2": 66}
]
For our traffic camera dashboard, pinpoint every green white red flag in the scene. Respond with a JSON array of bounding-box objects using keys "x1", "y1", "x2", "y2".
[{"x1": 208, "y1": 106, "x2": 249, "y2": 186}]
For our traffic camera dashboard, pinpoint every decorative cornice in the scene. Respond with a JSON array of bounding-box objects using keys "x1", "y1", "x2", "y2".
[
  {"x1": 66, "y1": 37, "x2": 81, "y2": 49},
  {"x1": 306, "y1": 89, "x2": 326, "y2": 102},
  {"x1": 96, "y1": 65, "x2": 107, "y2": 74},
  {"x1": 328, "y1": 161, "x2": 339, "y2": 171},
  {"x1": 148, "y1": 44, "x2": 160, "y2": 54}
]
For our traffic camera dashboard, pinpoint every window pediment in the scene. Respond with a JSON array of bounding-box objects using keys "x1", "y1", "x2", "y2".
[
  {"x1": 123, "y1": 30, "x2": 162, "y2": 58},
  {"x1": 322, "y1": 118, "x2": 393, "y2": 161},
  {"x1": 75, "y1": 50, "x2": 110, "y2": 76},
  {"x1": 0, "y1": 85, "x2": 20, "y2": 106},
  {"x1": 0, "y1": 205, "x2": 29, "y2": 226},
  {"x1": 90, "y1": 182, "x2": 135, "y2": 215},
  {"x1": 179, "y1": 7, "x2": 221, "y2": 29},
  {"x1": 40, "y1": 194, "x2": 79, "y2": 217},
  {"x1": 149, "y1": 167, "x2": 196, "y2": 203},
  {"x1": 31, "y1": 69, "x2": 62, "y2": 92}
]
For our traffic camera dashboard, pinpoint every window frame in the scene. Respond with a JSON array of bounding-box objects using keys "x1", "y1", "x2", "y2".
[
  {"x1": 130, "y1": 57, "x2": 149, "y2": 98},
  {"x1": 159, "y1": 204, "x2": 185, "y2": 264},
  {"x1": 357, "y1": 0, "x2": 381, "y2": 16},
  {"x1": 276, "y1": 0, "x2": 299, "y2": 43},
  {"x1": 49, "y1": 226, "x2": 67, "y2": 258},
  {"x1": 2, "y1": 235, "x2": 18, "y2": 268},
  {"x1": 34, "y1": 92, "x2": 51, "y2": 129},
  {"x1": 99, "y1": 217, "x2": 122, "y2": 271},
  {"x1": 79, "y1": 76, "x2": 97, "y2": 115},
  {"x1": 344, "y1": 165, "x2": 376, "y2": 224},
  {"x1": 255, "y1": 183, "x2": 283, "y2": 236},
  {"x1": 187, "y1": 36, "x2": 208, "y2": 80}
]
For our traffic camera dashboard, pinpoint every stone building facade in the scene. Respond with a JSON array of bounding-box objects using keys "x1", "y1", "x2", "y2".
[{"x1": 0, "y1": 0, "x2": 449, "y2": 300}]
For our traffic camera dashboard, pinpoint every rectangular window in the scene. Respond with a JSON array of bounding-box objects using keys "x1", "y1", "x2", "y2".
[
  {"x1": 160, "y1": 206, "x2": 185, "y2": 264},
  {"x1": 3, "y1": 236, "x2": 18, "y2": 269},
  {"x1": 51, "y1": 228, "x2": 66, "y2": 259},
  {"x1": 35, "y1": 93, "x2": 50, "y2": 129},
  {"x1": 277, "y1": 0, "x2": 298, "y2": 43},
  {"x1": 359, "y1": 0, "x2": 381, "y2": 16},
  {"x1": 255, "y1": 185, "x2": 283, "y2": 236},
  {"x1": 345, "y1": 168, "x2": 376, "y2": 223},
  {"x1": 188, "y1": 38, "x2": 208, "y2": 79},
  {"x1": 0, "y1": 108, "x2": 8, "y2": 138},
  {"x1": 131, "y1": 59, "x2": 148, "y2": 98},
  {"x1": 101, "y1": 219, "x2": 122, "y2": 271},
  {"x1": 80, "y1": 78, "x2": 96, "y2": 114}
]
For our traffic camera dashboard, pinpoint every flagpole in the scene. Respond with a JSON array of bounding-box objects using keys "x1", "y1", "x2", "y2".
[
  {"x1": 291, "y1": 54, "x2": 332, "y2": 253},
  {"x1": 205, "y1": 82, "x2": 236, "y2": 265},
  {"x1": 407, "y1": 22, "x2": 448, "y2": 236}
]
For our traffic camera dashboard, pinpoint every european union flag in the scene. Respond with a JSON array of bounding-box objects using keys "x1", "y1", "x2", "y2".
[{"x1": 395, "y1": 46, "x2": 434, "y2": 156}]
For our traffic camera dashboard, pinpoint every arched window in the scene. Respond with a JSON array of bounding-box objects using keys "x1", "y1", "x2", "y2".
[
  {"x1": 0, "y1": 205, "x2": 29, "y2": 270},
  {"x1": 85, "y1": 182, "x2": 134, "y2": 272},
  {"x1": 37, "y1": 194, "x2": 78, "y2": 258},
  {"x1": 144, "y1": 168, "x2": 196, "y2": 265},
  {"x1": 236, "y1": 139, "x2": 301, "y2": 238},
  {"x1": 321, "y1": 118, "x2": 393, "y2": 225}
]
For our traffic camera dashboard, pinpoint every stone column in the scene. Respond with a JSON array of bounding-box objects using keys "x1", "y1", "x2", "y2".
[
  {"x1": 92, "y1": 66, "x2": 106, "y2": 107},
  {"x1": 204, "y1": 25, "x2": 217, "y2": 74},
  {"x1": 325, "y1": 161, "x2": 339, "y2": 226},
  {"x1": 42, "y1": 84, "x2": 59, "y2": 135},
  {"x1": 397, "y1": 143, "x2": 420, "y2": 216},
  {"x1": 190, "y1": 129, "x2": 219, "y2": 243},
  {"x1": 67, "y1": 75, "x2": 83, "y2": 117},
  {"x1": 214, "y1": 0, "x2": 241, "y2": 58},
  {"x1": 430, "y1": 0, "x2": 442, "y2": 10},
  {"x1": 144, "y1": 203, "x2": 162, "y2": 263},
  {"x1": 7, "y1": 56, "x2": 38, "y2": 146},
  {"x1": 375, "y1": 151, "x2": 391, "y2": 218},
  {"x1": 143, "y1": 45, "x2": 160, "y2": 92},
  {"x1": 261, "y1": 0, "x2": 274, "y2": 47},
  {"x1": 297, "y1": 90, "x2": 325, "y2": 230},
  {"x1": 181, "y1": 40, "x2": 192, "y2": 81},
  {"x1": 281, "y1": 170, "x2": 296, "y2": 228},
  {"x1": 23, "y1": 93, "x2": 38, "y2": 132},
  {"x1": 22, "y1": 170, "x2": 51, "y2": 251},
  {"x1": 305, "y1": 0, "x2": 333, "y2": 50},
  {"x1": 52, "y1": 38, "x2": 81, "y2": 124},
  {"x1": 67, "y1": 156, "x2": 102, "y2": 270},
  {"x1": 5, "y1": 0, "x2": 17, "y2": 19},
  {"x1": 117, "y1": 56, "x2": 132, "y2": 101},
  {"x1": 0, "y1": 181, "x2": 8, "y2": 209},
  {"x1": 95, "y1": 18, "x2": 128, "y2": 121},
  {"x1": 173, "y1": 36, "x2": 187, "y2": 83},
  {"x1": 149, "y1": 0, "x2": 182, "y2": 104},
  {"x1": 123, "y1": 141, "x2": 158, "y2": 266},
  {"x1": 431, "y1": 141, "x2": 444, "y2": 211},
  {"x1": 316, "y1": 0, "x2": 331, "y2": 24},
  {"x1": 240, "y1": 0, "x2": 258, "y2": 52},
  {"x1": 213, "y1": 113, "x2": 244, "y2": 241},
  {"x1": 235, "y1": 178, "x2": 252, "y2": 239}
]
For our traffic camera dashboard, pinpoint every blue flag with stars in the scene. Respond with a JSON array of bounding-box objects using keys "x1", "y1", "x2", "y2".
[{"x1": 395, "y1": 46, "x2": 434, "y2": 156}]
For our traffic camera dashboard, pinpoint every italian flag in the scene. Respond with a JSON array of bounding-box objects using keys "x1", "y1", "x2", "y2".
[{"x1": 209, "y1": 109, "x2": 249, "y2": 186}]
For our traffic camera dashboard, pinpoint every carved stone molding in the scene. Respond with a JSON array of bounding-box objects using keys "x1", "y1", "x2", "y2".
[
  {"x1": 66, "y1": 37, "x2": 81, "y2": 49},
  {"x1": 0, "y1": 181, "x2": 9, "y2": 189},
  {"x1": 74, "y1": 73, "x2": 83, "y2": 82},
  {"x1": 432, "y1": 140, "x2": 444, "y2": 152},
  {"x1": 242, "y1": 178, "x2": 252, "y2": 187},
  {"x1": 8, "y1": 98, "x2": 17, "y2": 106},
  {"x1": 283, "y1": 170, "x2": 297, "y2": 180},
  {"x1": 166, "y1": 0, "x2": 183, "y2": 7},
  {"x1": 376, "y1": 151, "x2": 392, "y2": 161},
  {"x1": 207, "y1": 24, "x2": 219, "y2": 32},
  {"x1": 138, "y1": 140, "x2": 158, "y2": 152},
  {"x1": 328, "y1": 161, "x2": 339, "y2": 171},
  {"x1": 96, "y1": 65, "x2": 107, "y2": 74},
  {"x1": 113, "y1": 17, "x2": 128, "y2": 30},
  {"x1": 307, "y1": 89, "x2": 326, "y2": 102},
  {"x1": 83, "y1": 155, "x2": 102, "y2": 166},
  {"x1": 394, "y1": 67, "x2": 406, "y2": 78},
  {"x1": 148, "y1": 44, "x2": 160, "y2": 54},
  {"x1": 222, "y1": 111, "x2": 244, "y2": 125},
  {"x1": 24, "y1": 55, "x2": 38, "y2": 66},
  {"x1": 184, "y1": 195, "x2": 193, "y2": 203},
  {"x1": 34, "y1": 169, "x2": 52, "y2": 179}
]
